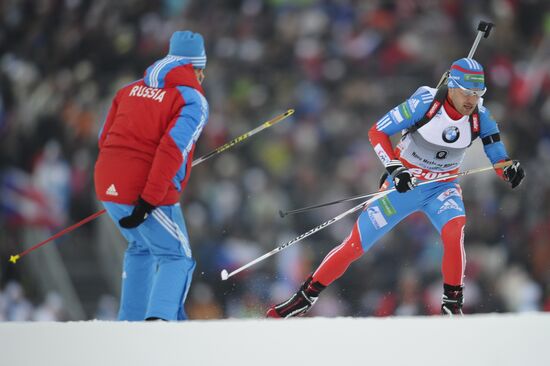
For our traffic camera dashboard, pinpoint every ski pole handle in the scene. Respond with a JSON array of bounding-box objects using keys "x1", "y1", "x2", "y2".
[{"x1": 467, "y1": 21, "x2": 494, "y2": 59}]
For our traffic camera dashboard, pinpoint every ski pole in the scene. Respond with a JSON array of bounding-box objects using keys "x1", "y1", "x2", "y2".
[
  {"x1": 192, "y1": 109, "x2": 294, "y2": 166},
  {"x1": 9, "y1": 109, "x2": 295, "y2": 264},
  {"x1": 220, "y1": 189, "x2": 392, "y2": 281},
  {"x1": 467, "y1": 21, "x2": 494, "y2": 59},
  {"x1": 279, "y1": 161, "x2": 512, "y2": 218},
  {"x1": 9, "y1": 209, "x2": 107, "y2": 264},
  {"x1": 436, "y1": 20, "x2": 494, "y2": 88}
]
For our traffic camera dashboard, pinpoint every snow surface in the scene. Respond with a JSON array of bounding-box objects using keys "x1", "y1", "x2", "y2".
[{"x1": 1, "y1": 313, "x2": 549, "y2": 366}]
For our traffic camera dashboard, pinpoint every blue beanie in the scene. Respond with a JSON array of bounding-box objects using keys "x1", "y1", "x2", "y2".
[
  {"x1": 448, "y1": 58, "x2": 485, "y2": 90},
  {"x1": 168, "y1": 31, "x2": 207, "y2": 69}
]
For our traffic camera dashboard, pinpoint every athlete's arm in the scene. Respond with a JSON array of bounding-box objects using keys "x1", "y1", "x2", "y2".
[
  {"x1": 478, "y1": 106, "x2": 509, "y2": 178},
  {"x1": 141, "y1": 87, "x2": 209, "y2": 205}
]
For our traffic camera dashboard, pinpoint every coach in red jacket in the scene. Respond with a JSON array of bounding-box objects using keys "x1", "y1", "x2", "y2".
[{"x1": 94, "y1": 30, "x2": 209, "y2": 321}]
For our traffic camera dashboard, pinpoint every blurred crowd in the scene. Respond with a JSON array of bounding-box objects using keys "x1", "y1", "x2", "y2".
[
  {"x1": 0, "y1": 280, "x2": 117, "y2": 320},
  {"x1": 0, "y1": 280, "x2": 66, "y2": 321},
  {"x1": 1, "y1": 0, "x2": 549, "y2": 320}
]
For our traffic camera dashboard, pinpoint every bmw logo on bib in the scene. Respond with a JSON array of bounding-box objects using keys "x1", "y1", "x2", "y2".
[{"x1": 442, "y1": 126, "x2": 460, "y2": 143}]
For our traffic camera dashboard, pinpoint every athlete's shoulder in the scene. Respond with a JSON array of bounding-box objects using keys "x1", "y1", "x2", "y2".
[
  {"x1": 478, "y1": 101, "x2": 495, "y2": 122},
  {"x1": 410, "y1": 85, "x2": 436, "y2": 100},
  {"x1": 405, "y1": 85, "x2": 434, "y2": 119},
  {"x1": 175, "y1": 86, "x2": 209, "y2": 123},
  {"x1": 477, "y1": 101, "x2": 500, "y2": 135},
  {"x1": 477, "y1": 98, "x2": 489, "y2": 115},
  {"x1": 176, "y1": 86, "x2": 208, "y2": 107}
]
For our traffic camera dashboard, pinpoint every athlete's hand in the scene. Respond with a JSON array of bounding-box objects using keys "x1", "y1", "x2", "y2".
[
  {"x1": 386, "y1": 161, "x2": 416, "y2": 193},
  {"x1": 503, "y1": 160, "x2": 525, "y2": 189},
  {"x1": 119, "y1": 197, "x2": 155, "y2": 228}
]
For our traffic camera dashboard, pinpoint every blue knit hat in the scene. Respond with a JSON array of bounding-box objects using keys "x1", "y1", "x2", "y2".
[
  {"x1": 168, "y1": 31, "x2": 207, "y2": 69},
  {"x1": 448, "y1": 58, "x2": 485, "y2": 90}
]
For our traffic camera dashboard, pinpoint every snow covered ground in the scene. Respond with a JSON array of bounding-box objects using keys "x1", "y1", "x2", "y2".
[{"x1": 2, "y1": 313, "x2": 549, "y2": 366}]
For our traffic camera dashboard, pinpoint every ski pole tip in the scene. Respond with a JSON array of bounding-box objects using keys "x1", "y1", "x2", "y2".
[
  {"x1": 285, "y1": 109, "x2": 295, "y2": 116},
  {"x1": 9, "y1": 255, "x2": 20, "y2": 264},
  {"x1": 221, "y1": 269, "x2": 229, "y2": 281},
  {"x1": 278, "y1": 210, "x2": 286, "y2": 218}
]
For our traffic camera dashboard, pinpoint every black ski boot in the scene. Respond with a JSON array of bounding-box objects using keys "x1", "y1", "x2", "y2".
[
  {"x1": 266, "y1": 276, "x2": 326, "y2": 318},
  {"x1": 441, "y1": 284, "x2": 464, "y2": 316}
]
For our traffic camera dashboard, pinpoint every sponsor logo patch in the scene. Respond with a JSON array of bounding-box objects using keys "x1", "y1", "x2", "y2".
[
  {"x1": 437, "y1": 188, "x2": 462, "y2": 201},
  {"x1": 408, "y1": 99, "x2": 419, "y2": 112},
  {"x1": 379, "y1": 196, "x2": 396, "y2": 217},
  {"x1": 367, "y1": 206, "x2": 388, "y2": 229},
  {"x1": 374, "y1": 144, "x2": 391, "y2": 165},
  {"x1": 437, "y1": 198, "x2": 462, "y2": 214},
  {"x1": 106, "y1": 184, "x2": 118, "y2": 196},
  {"x1": 464, "y1": 74, "x2": 484, "y2": 83},
  {"x1": 435, "y1": 150, "x2": 448, "y2": 160},
  {"x1": 399, "y1": 102, "x2": 412, "y2": 119},
  {"x1": 442, "y1": 126, "x2": 460, "y2": 143},
  {"x1": 391, "y1": 107, "x2": 404, "y2": 123},
  {"x1": 471, "y1": 114, "x2": 479, "y2": 133},
  {"x1": 427, "y1": 101, "x2": 441, "y2": 118}
]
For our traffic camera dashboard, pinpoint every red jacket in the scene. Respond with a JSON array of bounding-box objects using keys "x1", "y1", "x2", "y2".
[{"x1": 94, "y1": 57, "x2": 209, "y2": 206}]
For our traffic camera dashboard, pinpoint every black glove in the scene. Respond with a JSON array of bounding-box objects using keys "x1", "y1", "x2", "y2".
[
  {"x1": 503, "y1": 160, "x2": 525, "y2": 189},
  {"x1": 386, "y1": 160, "x2": 416, "y2": 193},
  {"x1": 119, "y1": 197, "x2": 155, "y2": 228}
]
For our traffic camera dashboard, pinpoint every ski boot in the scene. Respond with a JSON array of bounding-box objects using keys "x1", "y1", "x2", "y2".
[
  {"x1": 266, "y1": 276, "x2": 326, "y2": 318},
  {"x1": 441, "y1": 284, "x2": 464, "y2": 316}
]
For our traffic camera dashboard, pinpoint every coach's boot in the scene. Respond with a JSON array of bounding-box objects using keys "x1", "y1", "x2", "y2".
[
  {"x1": 266, "y1": 276, "x2": 326, "y2": 318},
  {"x1": 441, "y1": 284, "x2": 464, "y2": 316}
]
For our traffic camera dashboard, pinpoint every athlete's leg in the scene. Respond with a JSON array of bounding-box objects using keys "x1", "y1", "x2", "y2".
[
  {"x1": 312, "y1": 189, "x2": 419, "y2": 286},
  {"x1": 102, "y1": 202, "x2": 155, "y2": 321},
  {"x1": 267, "y1": 186, "x2": 420, "y2": 318},
  {"x1": 141, "y1": 204, "x2": 195, "y2": 321},
  {"x1": 422, "y1": 183, "x2": 466, "y2": 315},
  {"x1": 118, "y1": 240, "x2": 155, "y2": 320},
  {"x1": 311, "y1": 222, "x2": 363, "y2": 285},
  {"x1": 440, "y1": 216, "x2": 466, "y2": 286},
  {"x1": 268, "y1": 223, "x2": 364, "y2": 318}
]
